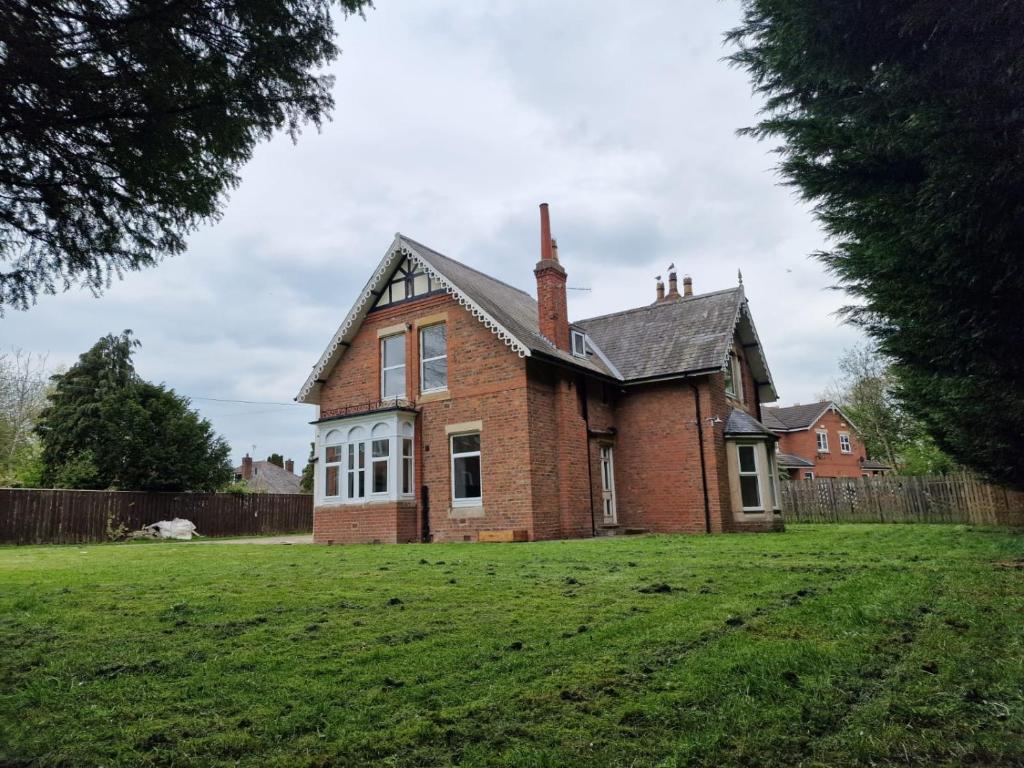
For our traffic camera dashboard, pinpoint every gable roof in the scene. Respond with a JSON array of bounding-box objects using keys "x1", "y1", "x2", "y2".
[
  {"x1": 233, "y1": 461, "x2": 302, "y2": 494},
  {"x1": 575, "y1": 290, "x2": 778, "y2": 401},
  {"x1": 297, "y1": 234, "x2": 777, "y2": 403},
  {"x1": 776, "y1": 452, "x2": 814, "y2": 468},
  {"x1": 762, "y1": 400, "x2": 856, "y2": 432}
]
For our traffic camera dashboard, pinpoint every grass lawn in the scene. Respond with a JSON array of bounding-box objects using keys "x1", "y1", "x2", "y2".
[{"x1": 1, "y1": 525, "x2": 1021, "y2": 767}]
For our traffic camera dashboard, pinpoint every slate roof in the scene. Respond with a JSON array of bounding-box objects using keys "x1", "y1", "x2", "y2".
[
  {"x1": 404, "y1": 237, "x2": 618, "y2": 379},
  {"x1": 762, "y1": 401, "x2": 838, "y2": 431},
  {"x1": 233, "y1": 461, "x2": 302, "y2": 494},
  {"x1": 298, "y1": 234, "x2": 776, "y2": 402},
  {"x1": 777, "y1": 452, "x2": 814, "y2": 468},
  {"x1": 724, "y1": 408, "x2": 777, "y2": 438}
]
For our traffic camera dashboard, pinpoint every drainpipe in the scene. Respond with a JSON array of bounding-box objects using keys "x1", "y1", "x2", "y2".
[
  {"x1": 580, "y1": 376, "x2": 598, "y2": 537},
  {"x1": 687, "y1": 379, "x2": 713, "y2": 534}
]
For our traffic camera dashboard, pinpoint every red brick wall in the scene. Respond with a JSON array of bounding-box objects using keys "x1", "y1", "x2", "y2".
[
  {"x1": 314, "y1": 501, "x2": 418, "y2": 544},
  {"x1": 775, "y1": 407, "x2": 868, "y2": 478},
  {"x1": 316, "y1": 293, "x2": 539, "y2": 543}
]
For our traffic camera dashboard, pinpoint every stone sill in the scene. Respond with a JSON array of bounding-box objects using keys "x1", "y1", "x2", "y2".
[{"x1": 448, "y1": 505, "x2": 485, "y2": 519}]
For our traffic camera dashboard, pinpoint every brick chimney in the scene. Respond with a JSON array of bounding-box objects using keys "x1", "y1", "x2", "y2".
[
  {"x1": 534, "y1": 203, "x2": 570, "y2": 350},
  {"x1": 666, "y1": 270, "x2": 680, "y2": 299},
  {"x1": 241, "y1": 454, "x2": 253, "y2": 480},
  {"x1": 683, "y1": 274, "x2": 693, "y2": 297},
  {"x1": 285, "y1": 458, "x2": 294, "y2": 474},
  {"x1": 655, "y1": 279, "x2": 665, "y2": 302}
]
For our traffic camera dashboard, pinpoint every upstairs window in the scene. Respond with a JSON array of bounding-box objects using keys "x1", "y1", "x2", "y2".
[
  {"x1": 571, "y1": 330, "x2": 587, "y2": 358},
  {"x1": 816, "y1": 430, "x2": 829, "y2": 452},
  {"x1": 420, "y1": 324, "x2": 448, "y2": 393},
  {"x1": 839, "y1": 433, "x2": 852, "y2": 453},
  {"x1": 381, "y1": 333, "x2": 406, "y2": 400},
  {"x1": 374, "y1": 257, "x2": 439, "y2": 308},
  {"x1": 724, "y1": 351, "x2": 743, "y2": 400}
]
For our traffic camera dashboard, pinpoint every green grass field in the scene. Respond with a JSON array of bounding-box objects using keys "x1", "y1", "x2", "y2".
[{"x1": 0, "y1": 525, "x2": 1021, "y2": 767}]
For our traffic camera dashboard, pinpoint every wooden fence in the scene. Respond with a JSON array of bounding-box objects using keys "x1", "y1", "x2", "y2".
[
  {"x1": 780, "y1": 473, "x2": 1024, "y2": 526},
  {"x1": 0, "y1": 488, "x2": 313, "y2": 545}
]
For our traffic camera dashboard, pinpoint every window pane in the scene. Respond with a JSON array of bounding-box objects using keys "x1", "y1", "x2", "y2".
[
  {"x1": 358, "y1": 442, "x2": 365, "y2": 468},
  {"x1": 738, "y1": 445, "x2": 756, "y2": 474},
  {"x1": 413, "y1": 274, "x2": 429, "y2": 295},
  {"x1": 347, "y1": 472, "x2": 354, "y2": 497},
  {"x1": 453, "y1": 455, "x2": 481, "y2": 499},
  {"x1": 383, "y1": 367, "x2": 405, "y2": 399},
  {"x1": 325, "y1": 465, "x2": 339, "y2": 496},
  {"x1": 422, "y1": 358, "x2": 447, "y2": 391},
  {"x1": 372, "y1": 439, "x2": 389, "y2": 458},
  {"x1": 421, "y1": 324, "x2": 447, "y2": 358},
  {"x1": 740, "y1": 475, "x2": 761, "y2": 508},
  {"x1": 382, "y1": 334, "x2": 405, "y2": 367},
  {"x1": 347, "y1": 445, "x2": 355, "y2": 470},
  {"x1": 452, "y1": 434, "x2": 480, "y2": 453},
  {"x1": 402, "y1": 437, "x2": 413, "y2": 458},
  {"x1": 326, "y1": 445, "x2": 341, "y2": 463},
  {"x1": 373, "y1": 460, "x2": 388, "y2": 493}
]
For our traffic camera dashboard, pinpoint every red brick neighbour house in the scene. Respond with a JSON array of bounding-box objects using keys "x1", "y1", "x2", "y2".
[
  {"x1": 297, "y1": 205, "x2": 785, "y2": 544},
  {"x1": 762, "y1": 401, "x2": 891, "y2": 480}
]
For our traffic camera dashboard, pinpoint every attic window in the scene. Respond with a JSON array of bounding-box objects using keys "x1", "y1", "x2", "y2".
[
  {"x1": 374, "y1": 257, "x2": 439, "y2": 309},
  {"x1": 571, "y1": 331, "x2": 587, "y2": 358}
]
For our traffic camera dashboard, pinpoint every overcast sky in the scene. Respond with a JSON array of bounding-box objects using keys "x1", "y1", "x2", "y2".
[{"x1": 4, "y1": 0, "x2": 864, "y2": 471}]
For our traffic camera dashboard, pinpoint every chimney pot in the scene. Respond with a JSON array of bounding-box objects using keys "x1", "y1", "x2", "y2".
[
  {"x1": 242, "y1": 454, "x2": 253, "y2": 480},
  {"x1": 656, "y1": 280, "x2": 665, "y2": 302},
  {"x1": 539, "y1": 203, "x2": 553, "y2": 262},
  {"x1": 534, "y1": 204, "x2": 570, "y2": 350},
  {"x1": 683, "y1": 274, "x2": 693, "y2": 297},
  {"x1": 667, "y1": 271, "x2": 680, "y2": 298},
  {"x1": 285, "y1": 459, "x2": 295, "y2": 474}
]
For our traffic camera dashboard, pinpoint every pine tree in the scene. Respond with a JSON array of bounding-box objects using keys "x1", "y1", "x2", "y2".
[{"x1": 728, "y1": 0, "x2": 1024, "y2": 486}]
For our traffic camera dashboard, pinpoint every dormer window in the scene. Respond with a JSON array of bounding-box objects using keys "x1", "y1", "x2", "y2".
[
  {"x1": 571, "y1": 330, "x2": 587, "y2": 358},
  {"x1": 724, "y1": 351, "x2": 743, "y2": 400}
]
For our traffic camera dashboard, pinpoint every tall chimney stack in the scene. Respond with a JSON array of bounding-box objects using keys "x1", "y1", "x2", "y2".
[
  {"x1": 666, "y1": 270, "x2": 680, "y2": 299},
  {"x1": 683, "y1": 275, "x2": 693, "y2": 297},
  {"x1": 242, "y1": 454, "x2": 253, "y2": 480},
  {"x1": 534, "y1": 204, "x2": 570, "y2": 350},
  {"x1": 285, "y1": 458, "x2": 295, "y2": 474}
]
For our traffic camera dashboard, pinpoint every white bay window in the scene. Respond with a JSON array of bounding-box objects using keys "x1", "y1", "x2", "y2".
[{"x1": 316, "y1": 412, "x2": 415, "y2": 506}]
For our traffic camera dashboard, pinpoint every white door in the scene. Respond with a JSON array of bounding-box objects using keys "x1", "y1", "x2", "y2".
[{"x1": 600, "y1": 445, "x2": 617, "y2": 525}]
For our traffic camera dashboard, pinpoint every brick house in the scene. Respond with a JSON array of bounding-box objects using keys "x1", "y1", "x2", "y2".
[
  {"x1": 232, "y1": 455, "x2": 302, "y2": 494},
  {"x1": 296, "y1": 205, "x2": 785, "y2": 544},
  {"x1": 762, "y1": 400, "x2": 891, "y2": 479}
]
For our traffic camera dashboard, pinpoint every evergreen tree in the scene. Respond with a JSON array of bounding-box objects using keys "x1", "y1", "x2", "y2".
[
  {"x1": 299, "y1": 442, "x2": 315, "y2": 494},
  {"x1": 728, "y1": 1, "x2": 1024, "y2": 486},
  {"x1": 0, "y1": 0, "x2": 371, "y2": 310},
  {"x1": 267, "y1": 453, "x2": 285, "y2": 468},
  {"x1": 36, "y1": 331, "x2": 232, "y2": 491}
]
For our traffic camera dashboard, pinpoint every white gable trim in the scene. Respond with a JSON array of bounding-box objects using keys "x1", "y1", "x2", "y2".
[
  {"x1": 720, "y1": 293, "x2": 778, "y2": 403},
  {"x1": 296, "y1": 236, "x2": 531, "y2": 404}
]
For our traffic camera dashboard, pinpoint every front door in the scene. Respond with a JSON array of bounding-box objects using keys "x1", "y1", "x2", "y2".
[{"x1": 599, "y1": 445, "x2": 617, "y2": 525}]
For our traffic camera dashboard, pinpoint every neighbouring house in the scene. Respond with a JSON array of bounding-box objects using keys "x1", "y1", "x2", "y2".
[
  {"x1": 296, "y1": 204, "x2": 785, "y2": 544},
  {"x1": 762, "y1": 401, "x2": 891, "y2": 479},
  {"x1": 233, "y1": 454, "x2": 303, "y2": 494}
]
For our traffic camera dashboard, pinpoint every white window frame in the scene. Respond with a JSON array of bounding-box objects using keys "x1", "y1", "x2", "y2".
[
  {"x1": 571, "y1": 330, "x2": 587, "y2": 358},
  {"x1": 419, "y1": 323, "x2": 448, "y2": 394},
  {"x1": 401, "y1": 437, "x2": 414, "y2": 495},
  {"x1": 314, "y1": 414, "x2": 415, "y2": 507},
  {"x1": 816, "y1": 430, "x2": 829, "y2": 453},
  {"x1": 450, "y1": 432, "x2": 482, "y2": 508},
  {"x1": 804, "y1": 471, "x2": 815, "y2": 480},
  {"x1": 725, "y1": 352, "x2": 742, "y2": 400},
  {"x1": 380, "y1": 333, "x2": 406, "y2": 401},
  {"x1": 839, "y1": 432, "x2": 852, "y2": 454},
  {"x1": 737, "y1": 444, "x2": 763, "y2": 512},
  {"x1": 370, "y1": 438, "x2": 390, "y2": 496}
]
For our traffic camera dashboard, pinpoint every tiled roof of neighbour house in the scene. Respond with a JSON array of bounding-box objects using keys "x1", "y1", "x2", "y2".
[
  {"x1": 860, "y1": 458, "x2": 891, "y2": 470},
  {"x1": 724, "y1": 408, "x2": 777, "y2": 438},
  {"x1": 762, "y1": 401, "x2": 844, "y2": 431},
  {"x1": 776, "y1": 452, "x2": 815, "y2": 468},
  {"x1": 296, "y1": 233, "x2": 776, "y2": 403},
  {"x1": 575, "y1": 290, "x2": 778, "y2": 402},
  {"x1": 233, "y1": 461, "x2": 302, "y2": 494}
]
